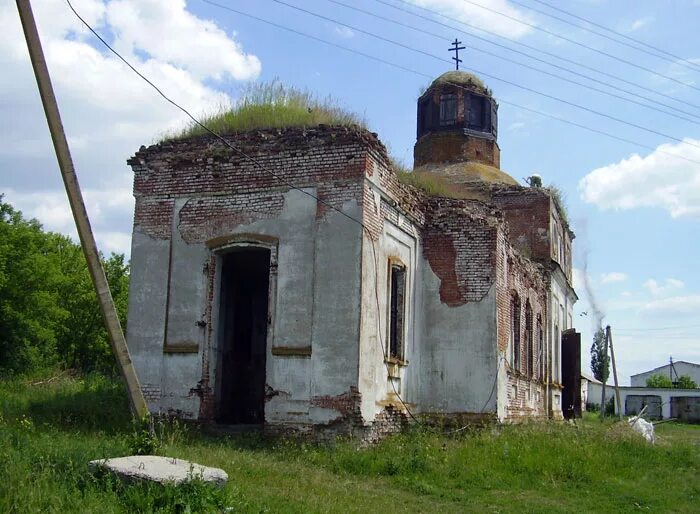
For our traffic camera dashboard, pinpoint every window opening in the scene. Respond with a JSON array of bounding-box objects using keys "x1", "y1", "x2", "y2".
[
  {"x1": 537, "y1": 315, "x2": 544, "y2": 380},
  {"x1": 525, "y1": 301, "x2": 533, "y2": 377},
  {"x1": 510, "y1": 294, "x2": 521, "y2": 370},
  {"x1": 388, "y1": 263, "x2": 406, "y2": 360},
  {"x1": 419, "y1": 97, "x2": 432, "y2": 136}
]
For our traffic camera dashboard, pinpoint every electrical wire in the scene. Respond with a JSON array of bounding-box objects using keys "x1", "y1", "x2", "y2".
[
  {"x1": 266, "y1": 0, "x2": 700, "y2": 152},
  {"x1": 380, "y1": 0, "x2": 700, "y2": 112},
  {"x1": 203, "y1": 0, "x2": 700, "y2": 166},
  {"x1": 527, "y1": 0, "x2": 700, "y2": 73},
  {"x1": 323, "y1": 0, "x2": 700, "y2": 126},
  {"x1": 457, "y1": 0, "x2": 700, "y2": 91},
  {"x1": 507, "y1": 0, "x2": 700, "y2": 71}
]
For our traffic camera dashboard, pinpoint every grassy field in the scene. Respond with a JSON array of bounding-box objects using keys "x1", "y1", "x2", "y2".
[{"x1": 1, "y1": 375, "x2": 698, "y2": 513}]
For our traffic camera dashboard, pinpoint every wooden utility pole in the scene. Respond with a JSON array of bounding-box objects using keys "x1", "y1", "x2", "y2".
[
  {"x1": 16, "y1": 0, "x2": 147, "y2": 418},
  {"x1": 599, "y1": 327, "x2": 608, "y2": 419},
  {"x1": 606, "y1": 325, "x2": 623, "y2": 421}
]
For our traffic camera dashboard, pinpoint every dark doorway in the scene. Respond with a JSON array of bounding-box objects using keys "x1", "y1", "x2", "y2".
[
  {"x1": 561, "y1": 328, "x2": 581, "y2": 420},
  {"x1": 217, "y1": 248, "x2": 271, "y2": 425}
]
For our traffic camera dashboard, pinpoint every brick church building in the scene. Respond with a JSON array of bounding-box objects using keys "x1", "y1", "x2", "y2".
[{"x1": 126, "y1": 71, "x2": 578, "y2": 438}]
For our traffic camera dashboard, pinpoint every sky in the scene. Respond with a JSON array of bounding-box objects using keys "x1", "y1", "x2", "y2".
[{"x1": 2, "y1": 0, "x2": 699, "y2": 384}]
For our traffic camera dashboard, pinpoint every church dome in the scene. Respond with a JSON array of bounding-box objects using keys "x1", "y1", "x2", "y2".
[
  {"x1": 428, "y1": 71, "x2": 489, "y2": 95},
  {"x1": 414, "y1": 70, "x2": 517, "y2": 185}
]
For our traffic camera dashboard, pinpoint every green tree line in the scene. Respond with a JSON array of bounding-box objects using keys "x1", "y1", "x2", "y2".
[{"x1": 0, "y1": 196, "x2": 128, "y2": 375}]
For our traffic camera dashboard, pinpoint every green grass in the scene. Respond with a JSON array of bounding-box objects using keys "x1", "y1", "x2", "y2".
[
  {"x1": 164, "y1": 81, "x2": 367, "y2": 141},
  {"x1": 1, "y1": 375, "x2": 698, "y2": 513}
]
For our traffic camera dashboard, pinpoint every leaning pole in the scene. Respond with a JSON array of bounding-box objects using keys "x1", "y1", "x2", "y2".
[{"x1": 15, "y1": 0, "x2": 148, "y2": 418}]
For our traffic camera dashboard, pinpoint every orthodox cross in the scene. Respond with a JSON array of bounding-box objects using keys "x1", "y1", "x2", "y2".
[{"x1": 449, "y1": 38, "x2": 466, "y2": 70}]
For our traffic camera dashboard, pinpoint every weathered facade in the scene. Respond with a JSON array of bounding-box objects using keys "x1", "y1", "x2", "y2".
[{"x1": 126, "y1": 71, "x2": 577, "y2": 438}]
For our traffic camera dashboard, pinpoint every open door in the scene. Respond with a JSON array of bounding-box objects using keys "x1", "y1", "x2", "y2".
[
  {"x1": 217, "y1": 248, "x2": 270, "y2": 425},
  {"x1": 561, "y1": 328, "x2": 581, "y2": 420}
]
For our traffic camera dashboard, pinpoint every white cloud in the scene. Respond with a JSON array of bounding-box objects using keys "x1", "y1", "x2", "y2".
[
  {"x1": 0, "y1": 0, "x2": 260, "y2": 256},
  {"x1": 105, "y1": 0, "x2": 260, "y2": 81},
  {"x1": 578, "y1": 139, "x2": 700, "y2": 219},
  {"x1": 407, "y1": 0, "x2": 534, "y2": 39},
  {"x1": 629, "y1": 16, "x2": 653, "y2": 32},
  {"x1": 601, "y1": 272, "x2": 627, "y2": 284},
  {"x1": 508, "y1": 121, "x2": 525, "y2": 131},
  {"x1": 334, "y1": 26, "x2": 355, "y2": 39},
  {"x1": 643, "y1": 278, "x2": 684, "y2": 296},
  {"x1": 642, "y1": 295, "x2": 700, "y2": 315}
]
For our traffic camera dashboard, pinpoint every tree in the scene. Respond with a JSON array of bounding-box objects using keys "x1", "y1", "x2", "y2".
[
  {"x1": 675, "y1": 375, "x2": 698, "y2": 389},
  {"x1": 646, "y1": 374, "x2": 673, "y2": 388},
  {"x1": 590, "y1": 328, "x2": 609, "y2": 383},
  {"x1": 0, "y1": 196, "x2": 130, "y2": 375}
]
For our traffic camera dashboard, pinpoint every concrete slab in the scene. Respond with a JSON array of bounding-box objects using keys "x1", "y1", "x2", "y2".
[{"x1": 88, "y1": 455, "x2": 228, "y2": 487}]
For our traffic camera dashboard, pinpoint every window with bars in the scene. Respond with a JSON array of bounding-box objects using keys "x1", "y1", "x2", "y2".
[{"x1": 388, "y1": 263, "x2": 407, "y2": 360}]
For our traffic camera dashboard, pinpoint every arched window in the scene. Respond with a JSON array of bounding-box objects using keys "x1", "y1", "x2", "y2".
[
  {"x1": 525, "y1": 301, "x2": 533, "y2": 377},
  {"x1": 537, "y1": 315, "x2": 544, "y2": 380}
]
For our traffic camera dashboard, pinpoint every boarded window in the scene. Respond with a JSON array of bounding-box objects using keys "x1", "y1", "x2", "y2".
[
  {"x1": 510, "y1": 294, "x2": 521, "y2": 370},
  {"x1": 439, "y1": 94, "x2": 457, "y2": 126}
]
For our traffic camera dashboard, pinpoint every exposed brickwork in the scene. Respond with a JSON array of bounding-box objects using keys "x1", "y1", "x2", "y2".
[
  {"x1": 422, "y1": 198, "x2": 499, "y2": 306},
  {"x1": 177, "y1": 193, "x2": 284, "y2": 243},
  {"x1": 414, "y1": 131, "x2": 500, "y2": 168},
  {"x1": 141, "y1": 383, "x2": 161, "y2": 404}
]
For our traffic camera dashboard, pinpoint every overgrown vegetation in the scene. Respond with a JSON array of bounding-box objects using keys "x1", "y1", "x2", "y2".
[
  {"x1": 0, "y1": 196, "x2": 129, "y2": 376},
  {"x1": 166, "y1": 81, "x2": 367, "y2": 140},
  {"x1": 1, "y1": 375, "x2": 698, "y2": 513},
  {"x1": 646, "y1": 373, "x2": 698, "y2": 389},
  {"x1": 546, "y1": 184, "x2": 570, "y2": 227}
]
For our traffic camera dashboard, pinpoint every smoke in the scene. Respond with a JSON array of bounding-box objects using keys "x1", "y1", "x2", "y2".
[
  {"x1": 582, "y1": 250, "x2": 605, "y2": 330},
  {"x1": 575, "y1": 219, "x2": 605, "y2": 330}
]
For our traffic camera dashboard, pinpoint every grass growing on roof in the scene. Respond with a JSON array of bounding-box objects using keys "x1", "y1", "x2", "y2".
[{"x1": 165, "y1": 81, "x2": 367, "y2": 140}]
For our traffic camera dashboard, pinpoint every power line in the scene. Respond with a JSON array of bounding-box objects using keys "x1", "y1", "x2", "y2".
[
  {"x1": 615, "y1": 323, "x2": 700, "y2": 332},
  {"x1": 368, "y1": 0, "x2": 700, "y2": 122},
  {"x1": 528, "y1": 0, "x2": 700, "y2": 73},
  {"x1": 457, "y1": 0, "x2": 700, "y2": 92},
  {"x1": 507, "y1": 0, "x2": 700, "y2": 72},
  {"x1": 381, "y1": 0, "x2": 700, "y2": 112},
  {"x1": 267, "y1": 0, "x2": 700, "y2": 152},
  {"x1": 323, "y1": 0, "x2": 700, "y2": 126},
  {"x1": 202, "y1": 1, "x2": 700, "y2": 166}
]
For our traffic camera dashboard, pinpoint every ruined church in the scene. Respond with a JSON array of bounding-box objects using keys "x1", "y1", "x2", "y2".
[{"x1": 126, "y1": 71, "x2": 578, "y2": 438}]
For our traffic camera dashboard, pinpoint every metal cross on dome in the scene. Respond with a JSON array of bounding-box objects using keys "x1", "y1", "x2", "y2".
[{"x1": 449, "y1": 38, "x2": 466, "y2": 70}]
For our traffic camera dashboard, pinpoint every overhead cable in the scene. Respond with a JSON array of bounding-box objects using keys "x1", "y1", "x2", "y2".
[
  {"x1": 456, "y1": 0, "x2": 700, "y2": 91},
  {"x1": 324, "y1": 0, "x2": 700, "y2": 126},
  {"x1": 265, "y1": 0, "x2": 700, "y2": 152},
  {"x1": 202, "y1": 1, "x2": 700, "y2": 166},
  {"x1": 380, "y1": 0, "x2": 700, "y2": 112},
  {"x1": 527, "y1": 0, "x2": 700, "y2": 73}
]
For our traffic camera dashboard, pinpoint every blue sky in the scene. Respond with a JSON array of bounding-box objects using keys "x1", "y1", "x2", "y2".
[{"x1": 2, "y1": 0, "x2": 699, "y2": 383}]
